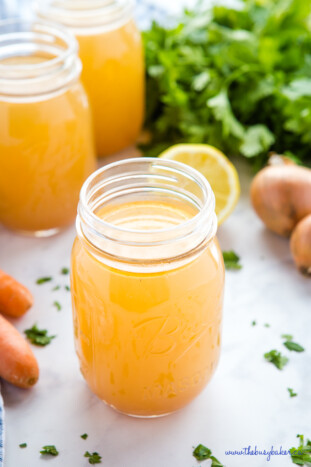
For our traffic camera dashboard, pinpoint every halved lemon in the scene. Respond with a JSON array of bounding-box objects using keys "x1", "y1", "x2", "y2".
[{"x1": 159, "y1": 144, "x2": 240, "y2": 225}]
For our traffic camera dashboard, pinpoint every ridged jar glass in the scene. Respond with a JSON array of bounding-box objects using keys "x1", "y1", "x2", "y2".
[
  {"x1": 36, "y1": 0, "x2": 145, "y2": 157},
  {"x1": 0, "y1": 20, "x2": 96, "y2": 236},
  {"x1": 71, "y1": 158, "x2": 225, "y2": 417}
]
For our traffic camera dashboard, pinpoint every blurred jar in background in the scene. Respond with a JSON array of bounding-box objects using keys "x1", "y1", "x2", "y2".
[
  {"x1": 0, "y1": 20, "x2": 95, "y2": 236},
  {"x1": 36, "y1": 0, "x2": 145, "y2": 157}
]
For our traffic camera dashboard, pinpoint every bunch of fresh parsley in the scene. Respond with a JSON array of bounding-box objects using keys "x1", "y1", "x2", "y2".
[{"x1": 143, "y1": 0, "x2": 311, "y2": 167}]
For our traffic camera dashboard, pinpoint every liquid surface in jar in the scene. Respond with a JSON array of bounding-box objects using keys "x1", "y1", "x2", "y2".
[
  {"x1": 0, "y1": 54, "x2": 96, "y2": 234},
  {"x1": 95, "y1": 199, "x2": 198, "y2": 231},
  {"x1": 71, "y1": 200, "x2": 224, "y2": 416},
  {"x1": 0, "y1": 52, "x2": 56, "y2": 65},
  {"x1": 76, "y1": 20, "x2": 144, "y2": 156}
]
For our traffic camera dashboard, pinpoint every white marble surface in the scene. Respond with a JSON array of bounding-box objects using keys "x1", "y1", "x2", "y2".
[{"x1": 0, "y1": 156, "x2": 310, "y2": 467}]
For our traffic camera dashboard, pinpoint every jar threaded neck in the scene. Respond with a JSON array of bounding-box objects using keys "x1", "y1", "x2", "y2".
[
  {"x1": 77, "y1": 158, "x2": 217, "y2": 272},
  {"x1": 0, "y1": 19, "x2": 81, "y2": 100},
  {"x1": 35, "y1": 0, "x2": 135, "y2": 34}
]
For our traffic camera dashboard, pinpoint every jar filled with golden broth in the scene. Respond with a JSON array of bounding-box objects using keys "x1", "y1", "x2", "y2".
[
  {"x1": 36, "y1": 0, "x2": 145, "y2": 157},
  {"x1": 71, "y1": 158, "x2": 225, "y2": 417},
  {"x1": 0, "y1": 20, "x2": 96, "y2": 236}
]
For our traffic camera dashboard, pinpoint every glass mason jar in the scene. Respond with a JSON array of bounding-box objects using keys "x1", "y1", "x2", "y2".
[
  {"x1": 71, "y1": 158, "x2": 225, "y2": 417},
  {"x1": 0, "y1": 20, "x2": 96, "y2": 236},
  {"x1": 36, "y1": 0, "x2": 145, "y2": 157}
]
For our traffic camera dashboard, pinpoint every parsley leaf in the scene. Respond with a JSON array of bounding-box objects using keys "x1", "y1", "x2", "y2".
[
  {"x1": 282, "y1": 334, "x2": 293, "y2": 341},
  {"x1": 81, "y1": 433, "x2": 88, "y2": 440},
  {"x1": 210, "y1": 456, "x2": 224, "y2": 467},
  {"x1": 84, "y1": 451, "x2": 102, "y2": 464},
  {"x1": 52, "y1": 285, "x2": 61, "y2": 291},
  {"x1": 24, "y1": 325, "x2": 56, "y2": 346},
  {"x1": 192, "y1": 444, "x2": 223, "y2": 465},
  {"x1": 61, "y1": 267, "x2": 69, "y2": 275},
  {"x1": 284, "y1": 341, "x2": 305, "y2": 353},
  {"x1": 264, "y1": 350, "x2": 289, "y2": 370},
  {"x1": 40, "y1": 445, "x2": 59, "y2": 456},
  {"x1": 19, "y1": 443, "x2": 27, "y2": 448},
  {"x1": 65, "y1": 285, "x2": 70, "y2": 292},
  {"x1": 240, "y1": 125, "x2": 275, "y2": 159},
  {"x1": 288, "y1": 388, "x2": 297, "y2": 398},
  {"x1": 290, "y1": 434, "x2": 311, "y2": 465},
  {"x1": 222, "y1": 251, "x2": 242, "y2": 270},
  {"x1": 193, "y1": 444, "x2": 211, "y2": 460},
  {"x1": 36, "y1": 277, "x2": 52, "y2": 285},
  {"x1": 251, "y1": 320, "x2": 256, "y2": 326},
  {"x1": 53, "y1": 301, "x2": 61, "y2": 312}
]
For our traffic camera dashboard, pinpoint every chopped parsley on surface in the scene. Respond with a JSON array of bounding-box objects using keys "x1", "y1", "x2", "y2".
[
  {"x1": 193, "y1": 444, "x2": 211, "y2": 460},
  {"x1": 281, "y1": 334, "x2": 304, "y2": 352},
  {"x1": 282, "y1": 334, "x2": 293, "y2": 341},
  {"x1": 52, "y1": 285, "x2": 61, "y2": 291},
  {"x1": 53, "y1": 301, "x2": 62, "y2": 312},
  {"x1": 251, "y1": 320, "x2": 257, "y2": 326},
  {"x1": 36, "y1": 277, "x2": 52, "y2": 285},
  {"x1": 290, "y1": 434, "x2": 311, "y2": 465},
  {"x1": 65, "y1": 285, "x2": 70, "y2": 292},
  {"x1": 192, "y1": 444, "x2": 224, "y2": 466},
  {"x1": 40, "y1": 445, "x2": 59, "y2": 456},
  {"x1": 288, "y1": 388, "x2": 298, "y2": 398},
  {"x1": 61, "y1": 267, "x2": 70, "y2": 275},
  {"x1": 222, "y1": 251, "x2": 242, "y2": 270},
  {"x1": 209, "y1": 457, "x2": 224, "y2": 467},
  {"x1": 264, "y1": 350, "x2": 289, "y2": 370},
  {"x1": 81, "y1": 433, "x2": 88, "y2": 440},
  {"x1": 283, "y1": 341, "x2": 305, "y2": 353},
  {"x1": 24, "y1": 325, "x2": 56, "y2": 346},
  {"x1": 84, "y1": 451, "x2": 102, "y2": 464},
  {"x1": 19, "y1": 443, "x2": 27, "y2": 448}
]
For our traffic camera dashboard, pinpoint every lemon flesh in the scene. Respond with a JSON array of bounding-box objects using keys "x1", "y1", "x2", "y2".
[{"x1": 159, "y1": 144, "x2": 240, "y2": 225}]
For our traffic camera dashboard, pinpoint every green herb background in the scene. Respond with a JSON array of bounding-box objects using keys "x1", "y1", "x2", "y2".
[{"x1": 142, "y1": 0, "x2": 311, "y2": 168}]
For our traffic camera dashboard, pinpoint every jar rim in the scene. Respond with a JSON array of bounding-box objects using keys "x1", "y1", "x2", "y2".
[
  {"x1": 79, "y1": 157, "x2": 214, "y2": 235},
  {"x1": 35, "y1": 0, "x2": 135, "y2": 33},
  {"x1": 0, "y1": 19, "x2": 81, "y2": 99},
  {"x1": 77, "y1": 158, "x2": 218, "y2": 269}
]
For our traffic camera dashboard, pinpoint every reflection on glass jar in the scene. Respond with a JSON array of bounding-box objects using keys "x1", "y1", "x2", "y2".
[
  {"x1": 0, "y1": 20, "x2": 96, "y2": 236},
  {"x1": 71, "y1": 158, "x2": 225, "y2": 417},
  {"x1": 36, "y1": 0, "x2": 145, "y2": 157}
]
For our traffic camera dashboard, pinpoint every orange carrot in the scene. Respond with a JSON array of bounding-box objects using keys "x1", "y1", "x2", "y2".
[
  {"x1": 0, "y1": 269, "x2": 33, "y2": 318},
  {"x1": 0, "y1": 314, "x2": 39, "y2": 388}
]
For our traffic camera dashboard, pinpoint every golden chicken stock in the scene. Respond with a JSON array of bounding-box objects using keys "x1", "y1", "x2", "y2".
[
  {"x1": 36, "y1": 0, "x2": 144, "y2": 157},
  {"x1": 0, "y1": 21, "x2": 95, "y2": 235},
  {"x1": 71, "y1": 159, "x2": 224, "y2": 417}
]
